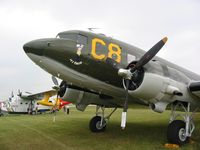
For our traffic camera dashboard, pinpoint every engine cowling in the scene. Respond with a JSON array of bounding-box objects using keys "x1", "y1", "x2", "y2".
[
  {"x1": 60, "y1": 87, "x2": 118, "y2": 111},
  {"x1": 128, "y1": 72, "x2": 166, "y2": 101},
  {"x1": 128, "y1": 72, "x2": 188, "y2": 108},
  {"x1": 60, "y1": 88, "x2": 82, "y2": 104}
]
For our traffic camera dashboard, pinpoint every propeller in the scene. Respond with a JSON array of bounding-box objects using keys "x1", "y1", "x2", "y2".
[
  {"x1": 52, "y1": 76, "x2": 59, "y2": 86},
  {"x1": 11, "y1": 91, "x2": 14, "y2": 98},
  {"x1": 17, "y1": 89, "x2": 22, "y2": 97},
  {"x1": 8, "y1": 91, "x2": 14, "y2": 102},
  {"x1": 106, "y1": 37, "x2": 168, "y2": 129},
  {"x1": 51, "y1": 76, "x2": 60, "y2": 122},
  {"x1": 51, "y1": 76, "x2": 69, "y2": 122}
]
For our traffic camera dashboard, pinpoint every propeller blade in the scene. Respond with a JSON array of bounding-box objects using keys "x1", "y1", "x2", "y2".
[
  {"x1": 17, "y1": 89, "x2": 22, "y2": 97},
  {"x1": 131, "y1": 37, "x2": 168, "y2": 72},
  {"x1": 25, "y1": 91, "x2": 32, "y2": 94},
  {"x1": 51, "y1": 76, "x2": 60, "y2": 122},
  {"x1": 53, "y1": 94, "x2": 60, "y2": 122},
  {"x1": 124, "y1": 80, "x2": 130, "y2": 112},
  {"x1": 52, "y1": 76, "x2": 59, "y2": 86},
  {"x1": 121, "y1": 79, "x2": 130, "y2": 129},
  {"x1": 11, "y1": 91, "x2": 14, "y2": 98}
]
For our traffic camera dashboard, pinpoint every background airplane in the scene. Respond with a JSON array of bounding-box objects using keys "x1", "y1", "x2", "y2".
[
  {"x1": 1, "y1": 90, "x2": 56, "y2": 114},
  {"x1": 36, "y1": 80, "x2": 72, "y2": 110},
  {"x1": 23, "y1": 30, "x2": 200, "y2": 146}
]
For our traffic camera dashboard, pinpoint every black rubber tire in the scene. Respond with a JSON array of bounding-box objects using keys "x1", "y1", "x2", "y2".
[
  {"x1": 167, "y1": 120, "x2": 189, "y2": 145},
  {"x1": 89, "y1": 116, "x2": 106, "y2": 132}
]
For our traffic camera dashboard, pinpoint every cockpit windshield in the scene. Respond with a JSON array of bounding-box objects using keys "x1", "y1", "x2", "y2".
[
  {"x1": 56, "y1": 33, "x2": 77, "y2": 41},
  {"x1": 56, "y1": 33, "x2": 88, "y2": 45}
]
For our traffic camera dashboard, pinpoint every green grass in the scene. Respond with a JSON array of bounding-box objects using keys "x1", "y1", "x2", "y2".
[{"x1": 0, "y1": 107, "x2": 200, "y2": 150}]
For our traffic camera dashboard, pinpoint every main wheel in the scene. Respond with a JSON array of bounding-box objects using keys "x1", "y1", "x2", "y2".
[
  {"x1": 89, "y1": 116, "x2": 106, "y2": 132},
  {"x1": 167, "y1": 120, "x2": 189, "y2": 145}
]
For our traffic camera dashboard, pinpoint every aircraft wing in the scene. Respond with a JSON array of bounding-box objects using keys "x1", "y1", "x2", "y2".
[
  {"x1": 189, "y1": 82, "x2": 200, "y2": 98},
  {"x1": 21, "y1": 90, "x2": 57, "y2": 100}
]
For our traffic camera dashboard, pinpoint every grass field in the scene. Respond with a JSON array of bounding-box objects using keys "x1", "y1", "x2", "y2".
[{"x1": 0, "y1": 107, "x2": 200, "y2": 150}]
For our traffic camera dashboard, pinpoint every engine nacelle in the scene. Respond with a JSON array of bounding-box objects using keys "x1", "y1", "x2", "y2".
[
  {"x1": 60, "y1": 88, "x2": 116, "y2": 111},
  {"x1": 128, "y1": 72, "x2": 187, "y2": 105},
  {"x1": 60, "y1": 88, "x2": 82, "y2": 104}
]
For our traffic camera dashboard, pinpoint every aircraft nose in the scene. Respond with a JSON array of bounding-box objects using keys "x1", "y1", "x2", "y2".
[{"x1": 23, "y1": 39, "x2": 46, "y2": 56}]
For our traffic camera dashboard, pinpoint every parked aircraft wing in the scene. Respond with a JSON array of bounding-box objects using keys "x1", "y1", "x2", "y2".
[{"x1": 21, "y1": 90, "x2": 57, "y2": 100}]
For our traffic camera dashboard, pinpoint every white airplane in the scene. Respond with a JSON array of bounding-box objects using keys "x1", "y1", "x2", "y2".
[{"x1": 1, "y1": 90, "x2": 57, "y2": 114}]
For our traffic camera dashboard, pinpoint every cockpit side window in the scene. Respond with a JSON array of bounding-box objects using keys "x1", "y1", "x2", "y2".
[{"x1": 77, "y1": 34, "x2": 88, "y2": 45}]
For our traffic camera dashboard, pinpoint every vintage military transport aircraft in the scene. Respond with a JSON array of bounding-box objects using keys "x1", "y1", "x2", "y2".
[{"x1": 23, "y1": 30, "x2": 200, "y2": 145}]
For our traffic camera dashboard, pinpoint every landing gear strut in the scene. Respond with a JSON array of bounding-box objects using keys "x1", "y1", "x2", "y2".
[
  {"x1": 167, "y1": 102, "x2": 198, "y2": 145},
  {"x1": 89, "y1": 106, "x2": 117, "y2": 132}
]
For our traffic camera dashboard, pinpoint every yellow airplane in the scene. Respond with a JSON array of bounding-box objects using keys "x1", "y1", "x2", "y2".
[{"x1": 37, "y1": 90, "x2": 71, "y2": 109}]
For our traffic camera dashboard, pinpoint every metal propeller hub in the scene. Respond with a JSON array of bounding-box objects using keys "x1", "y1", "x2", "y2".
[{"x1": 118, "y1": 69, "x2": 132, "y2": 80}]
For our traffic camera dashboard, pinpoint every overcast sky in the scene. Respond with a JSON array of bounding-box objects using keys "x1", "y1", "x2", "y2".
[{"x1": 0, "y1": 0, "x2": 200, "y2": 100}]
